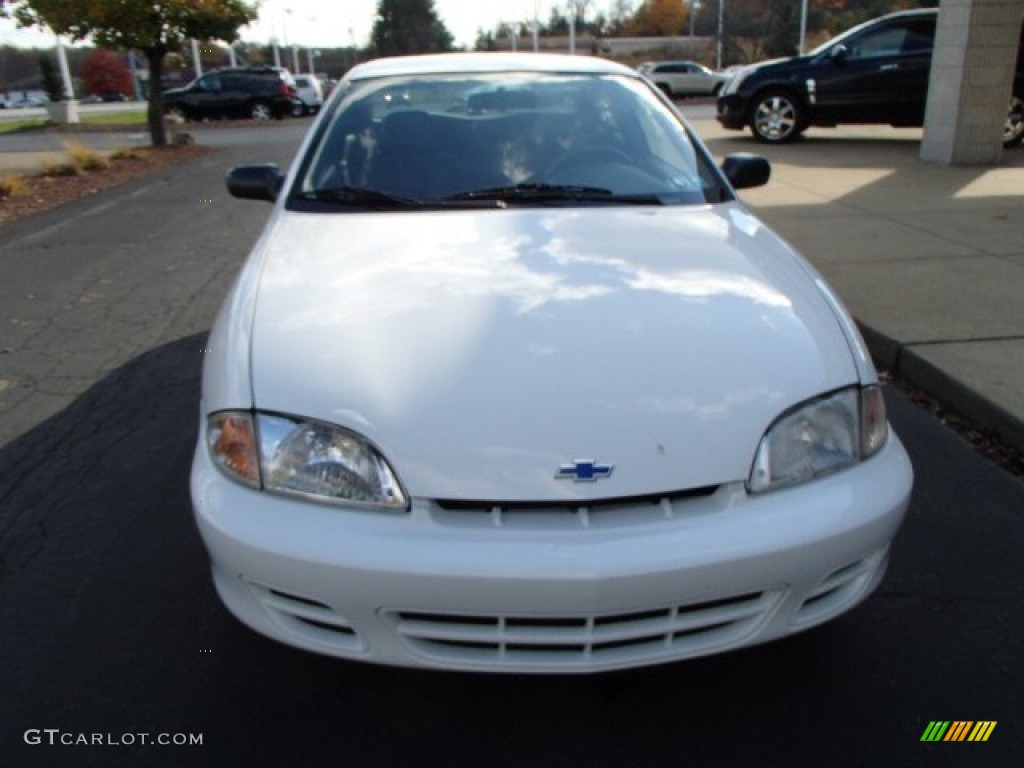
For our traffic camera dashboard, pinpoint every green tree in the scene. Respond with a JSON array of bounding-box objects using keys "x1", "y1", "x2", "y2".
[
  {"x1": 12, "y1": 0, "x2": 258, "y2": 145},
  {"x1": 371, "y1": 0, "x2": 454, "y2": 57}
]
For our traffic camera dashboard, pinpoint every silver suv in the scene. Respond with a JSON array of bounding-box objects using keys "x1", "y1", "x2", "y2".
[{"x1": 638, "y1": 61, "x2": 731, "y2": 98}]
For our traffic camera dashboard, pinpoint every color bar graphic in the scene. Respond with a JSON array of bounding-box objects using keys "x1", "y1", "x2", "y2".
[
  {"x1": 921, "y1": 721, "x2": 949, "y2": 741},
  {"x1": 967, "y1": 722, "x2": 997, "y2": 742},
  {"x1": 920, "y1": 721, "x2": 996, "y2": 742}
]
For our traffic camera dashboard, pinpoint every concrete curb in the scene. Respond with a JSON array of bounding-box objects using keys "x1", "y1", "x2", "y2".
[{"x1": 859, "y1": 322, "x2": 1024, "y2": 454}]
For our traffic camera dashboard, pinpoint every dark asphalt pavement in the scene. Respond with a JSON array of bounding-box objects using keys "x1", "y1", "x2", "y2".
[
  {"x1": 0, "y1": 123, "x2": 1021, "y2": 768},
  {"x1": 1, "y1": 352, "x2": 1021, "y2": 767}
]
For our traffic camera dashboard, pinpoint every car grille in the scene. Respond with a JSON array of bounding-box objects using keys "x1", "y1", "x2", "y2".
[
  {"x1": 387, "y1": 590, "x2": 780, "y2": 670},
  {"x1": 432, "y1": 486, "x2": 720, "y2": 530},
  {"x1": 247, "y1": 582, "x2": 366, "y2": 653}
]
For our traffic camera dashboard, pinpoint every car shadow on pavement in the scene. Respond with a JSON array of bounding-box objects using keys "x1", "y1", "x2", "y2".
[{"x1": 0, "y1": 333, "x2": 207, "y2": 580}]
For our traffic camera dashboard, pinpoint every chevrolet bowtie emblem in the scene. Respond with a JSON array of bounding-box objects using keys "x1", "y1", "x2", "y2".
[{"x1": 555, "y1": 460, "x2": 614, "y2": 482}]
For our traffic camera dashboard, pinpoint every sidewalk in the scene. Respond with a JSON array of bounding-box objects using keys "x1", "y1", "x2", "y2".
[
  {"x1": 0, "y1": 128, "x2": 148, "y2": 173},
  {"x1": 3, "y1": 122, "x2": 1023, "y2": 453},
  {"x1": 697, "y1": 120, "x2": 1024, "y2": 454}
]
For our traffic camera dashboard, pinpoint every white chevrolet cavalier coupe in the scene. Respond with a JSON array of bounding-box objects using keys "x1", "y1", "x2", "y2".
[{"x1": 192, "y1": 53, "x2": 913, "y2": 673}]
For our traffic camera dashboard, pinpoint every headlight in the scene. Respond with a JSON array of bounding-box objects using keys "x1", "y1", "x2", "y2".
[
  {"x1": 722, "y1": 68, "x2": 751, "y2": 96},
  {"x1": 207, "y1": 411, "x2": 408, "y2": 510},
  {"x1": 748, "y1": 386, "x2": 888, "y2": 494}
]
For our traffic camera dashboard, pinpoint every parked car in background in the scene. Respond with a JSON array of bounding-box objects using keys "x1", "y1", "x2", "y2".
[
  {"x1": 718, "y1": 9, "x2": 1024, "y2": 146},
  {"x1": 81, "y1": 91, "x2": 128, "y2": 103},
  {"x1": 291, "y1": 74, "x2": 324, "y2": 116},
  {"x1": 638, "y1": 60, "x2": 731, "y2": 98},
  {"x1": 163, "y1": 66, "x2": 301, "y2": 121},
  {"x1": 0, "y1": 93, "x2": 48, "y2": 109},
  {"x1": 193, "y1": 52, "x2": 913, "y2": 673}
]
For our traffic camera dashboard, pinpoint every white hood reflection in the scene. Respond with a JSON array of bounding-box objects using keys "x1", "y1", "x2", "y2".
[{"x1": 250, "y1": 203, "x2": 855, "y2": 500}]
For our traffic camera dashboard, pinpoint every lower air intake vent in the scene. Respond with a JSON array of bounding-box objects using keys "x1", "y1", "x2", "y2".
[{"x1": 388, "y1": 590, "x2": 780, "y2": 670}]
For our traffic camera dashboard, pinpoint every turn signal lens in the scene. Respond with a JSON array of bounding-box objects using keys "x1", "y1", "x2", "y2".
[
  {"x1": 207, "y1": 412, "x2": 261, "y2": 487},
  {"x1": 860, "y1": 385, "x2": 888, "y2": 459}
]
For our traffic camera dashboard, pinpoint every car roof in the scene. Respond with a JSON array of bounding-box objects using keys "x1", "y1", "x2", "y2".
[
  {"x1": 346, "y1": 53, "x2": 638, "y2": 81},
  {"x1": 208, "y1": 66, "x2": 291, "y2": 75},
  {"x1": 879, "y1": 8, "x2": 938, "y2": 18}
]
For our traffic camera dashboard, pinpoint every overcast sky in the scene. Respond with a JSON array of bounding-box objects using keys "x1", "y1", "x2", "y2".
[{"x1": 0, "y1": 1, "x2": 587, "y2": 50}]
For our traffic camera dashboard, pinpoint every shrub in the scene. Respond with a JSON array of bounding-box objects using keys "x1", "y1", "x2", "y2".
[
  {"x1": 110, "y1": 146, "x2": 146, "y2": 161},
  {"x1": 42, "y1": 161, "x2": 81, "y2": 177},
  {"x1": 64, "y1": 140, "x2": 110, "y2": 171},
  {"x1": 0, "y1": 173, "x2": 30, "y2": 198}
]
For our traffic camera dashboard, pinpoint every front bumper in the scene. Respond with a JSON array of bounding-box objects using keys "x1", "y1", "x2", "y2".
[
  {"x1": 191, "y1": 436, "x2": 912, "y2": 673},
  {"x1": 717, "y1": 94, "x2": 748, "y2": 130}
]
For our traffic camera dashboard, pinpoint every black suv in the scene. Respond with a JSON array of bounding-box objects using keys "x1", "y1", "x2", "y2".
[
  {"x1": 717, "y1": 9, "x2": 1024, "y2": 146},
  {"x1": 163, "y1": 67, "x2": 302, "y2": 121}
]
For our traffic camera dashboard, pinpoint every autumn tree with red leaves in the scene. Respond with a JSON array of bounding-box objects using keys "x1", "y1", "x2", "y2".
[{"x1": 82, "y1": 48, "x2": 132, "y2": 97}]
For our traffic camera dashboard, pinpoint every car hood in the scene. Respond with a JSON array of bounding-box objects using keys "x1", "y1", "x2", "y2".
[
  {"x1": 742, "y1": 55, "x2": 813, "y2": 78},
  {"x1": 247, "y1": 204, "x2": 858, "y2": 501}
]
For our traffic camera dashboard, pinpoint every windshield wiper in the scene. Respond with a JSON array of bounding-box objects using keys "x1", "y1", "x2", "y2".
[
  {"x1": 297, "y1": 186, "x2": 505, "y2": 210},
  {"x1": 297, "y1": 186, "x2": 427, "y2": 208},
  {"x1": 444, "y1": 183, "x2": 665, "y2": 205}
]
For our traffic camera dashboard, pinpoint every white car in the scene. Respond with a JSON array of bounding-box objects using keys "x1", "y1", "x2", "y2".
[
  {"x1": 193, "y1": 53, "x2": 913, "y2": 673},
  {"x1": 291, "y1": 74, "x2": 324, "y2": 116}
]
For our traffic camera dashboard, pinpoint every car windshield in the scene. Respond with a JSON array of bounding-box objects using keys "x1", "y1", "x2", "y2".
[{"x1": 291, "y1": 71, "x2": 727, "y2": 209}]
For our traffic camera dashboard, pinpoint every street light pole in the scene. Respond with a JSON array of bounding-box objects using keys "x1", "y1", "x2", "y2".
[
  {"x1": 55, "y1": 33, "x2": 75, "y2": 99},
  {"x1": 568, "y1": 2, "x2": 576, "y2": 55},
  {"x1": 716, "y1": 0, "x2": 724, "y2": 69},
  {"x1": 191, "y1": 38, "x2": 202, "y2": 77},
  {"x1": 533, "y1": 0, "x2": 540, "y2": 52},
  {"x1": 798, "y1": 0, "x2": 809, "y2": 55},
  {"x1": 307, "y1": 16, "x2": 316, "y2": 74}
]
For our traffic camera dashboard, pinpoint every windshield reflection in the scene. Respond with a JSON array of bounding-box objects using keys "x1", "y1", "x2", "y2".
[{"x1": 295, "y1": 73, "x2": 722, "y2": 205}]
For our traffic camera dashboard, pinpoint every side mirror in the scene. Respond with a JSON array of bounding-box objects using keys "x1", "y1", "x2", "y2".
[
  {"x1": 830, "y1": 44, "x2": 849, "y2": 66},
  {"x1": 721, "y1": 153, "x2": 771, "y2": 190},
  {"x1": 226, "y1": 164, "x2": 285, "y2": 202}
]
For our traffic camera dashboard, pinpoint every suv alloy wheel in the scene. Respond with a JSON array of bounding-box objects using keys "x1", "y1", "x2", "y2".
[{"x1": 750, "y1": 90, "x2": 805, "y2": 143}]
